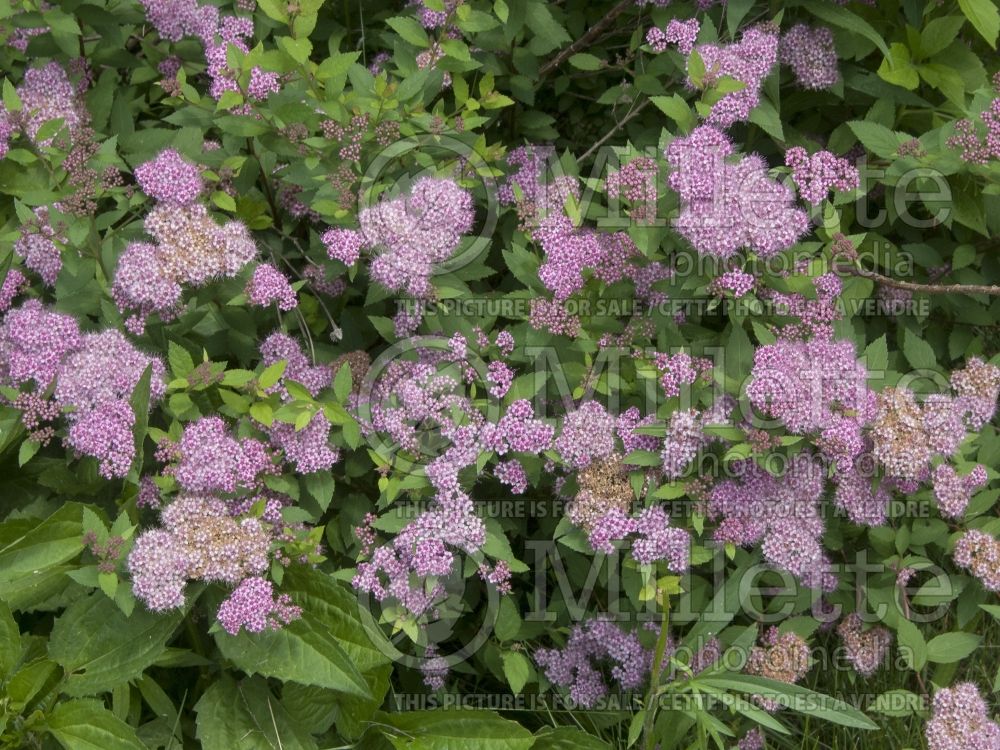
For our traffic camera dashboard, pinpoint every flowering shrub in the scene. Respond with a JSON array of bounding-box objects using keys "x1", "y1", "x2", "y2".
[{"x1": 0, "y1": 0, "x2": 999, "y2": 748}]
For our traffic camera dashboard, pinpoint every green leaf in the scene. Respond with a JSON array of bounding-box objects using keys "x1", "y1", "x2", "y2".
[
  {"x1": 568, "y1": 53, "x2": 602, "y2": 71},
  {"x1": 903, "y1": 327, "x2": 937, "y2": 371},
  {"x1": 802, "y1": 0, "x2": 891, "y2": 60},
  {"x1": 864, "y1": 334, "x2": 888, "y2": 373},
  {"x1": 46, "y1": 699, "x2": 145, "y2": 750},
  {"x1": 532, "y1": 727, "x2": 611, "y2": 749},
  {"x1": 214, "y1": 567, "x2": 389, "y2": 698},
  {"x1": 896, "y1": 618, "x2": 927, "y2": 670},
  {"x1": 695, "y1": 675, "x2": 878, "y2": 729},
  {"x1": 0, "y1": 599, "x2": 20, "y2": 676},
  {"x1": 387, "y1": 16, "x2": 430, "y2": 47},
  {"x1": 926, "y1": 632, "x2": 981, "y2": 663},
  {"x1": 651, "y1": 94, "x2": 695, "y2": 133},
  {"x1": 921, "y1": 16, "x2": 967, "y2": 58},
  {"x1": 129, "y1": 364, "x2": 153, "y2": 474},
  {"x1": 48, "y1": 593, "x2": 184, "y2": 696},
  {"x1": 373, "y1": 709, "x2": 536, "y2": 750},
  {"x1": 502, "y1": 651, "x2": 531, "y2": 694},
  {"x1": 847, "y1": 120, "x2": 906, "y2": 159},
  {"x1": 211, "y1": 190, "x2": 237, "y2": 212},
  {"x1": 195, "y1": 675, "x2": 318, "y2": 750},
  {"x1": 18, "y1": 439, "x2": 40, "y2": 467},
  {"x1": 958, "y1": 0, "x2": 999, "y2": 47},
  {"x1": 0, "y1": 503, "x2": 85, "y2": 598},
  {"x1": 878, "y1": 44, "x2": 919, "y2": 90},
  {"x1": 258, "y1": 359, "x2": 288, "y2": 389},
  {"x1": 167, "y1": 341, "x2": 195, "y2": 378}
]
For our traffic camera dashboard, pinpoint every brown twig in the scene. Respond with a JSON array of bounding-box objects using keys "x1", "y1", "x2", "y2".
[
  {"x1": 835, "y1": 261, "x2": 1000, "y2": 297},
  {"x1": 537, "y1": 0, "x2": 636, "y2": 80},
  {"x1": 579, "y1": 97, "x2": 651, "y2": 161}
]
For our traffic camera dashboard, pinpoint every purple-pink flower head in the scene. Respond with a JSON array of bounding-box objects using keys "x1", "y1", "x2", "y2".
[
  {"x1": 692, "y1": 26, "x2": 779, "y2": 129},
  {"x1": 138, "y1": 0, "x2": 219, "y2": 43},
  {"x1": 780, "y1": 25, "x2": 839, "y2": 91},
  {"x1": 246, "y1": 263, "x2": 297, "y2": 311},
  {"x1": 535, "y1": 619, "x2": 651, "y2": 708},
  {"x1": 646, "y1": 19, "x2": 700, "y2": 55},
  {"x1": 259, "y1": 332, "x2": 332, "y2": 397},
  {"x1": 66, "y1": 398, "x2": 136, "y2": 479},
  {"x1": 0, "y1": 300, "x2": 82, "y2": 389},
  {"x1": 926, "y1": 682, "x2": 1000, "y2": 750},
  {"x1": 555, "y1": 401, "x2": 617, "y2": 469},
  {"x1": 112, "y1": 242, "x2": 185, "y2": 329},
  {"x1": 16, "y1": 62, "x2": 89, "y2": 145},
  {"x1": 134, "y1": 149, "x2": 204, "y2": 206},
  {"x1": 785, "y1": 147, "x2": 859, "y2": 204},
  {"x1": 361, "y1": 177, "x2": 475, "y2": 299},
  {"x1": 665, "y1": 127, "x2": 808, "y2": 259},
  {"x1": 55, "y1": 329, "x2": 167, "y2": 413},
  {"x1": 217, "y1": 576, "x2": 301, "y2": 635},
  {"x1": 321, "y1": 227, "x2": 364, "y2": 266},
  {"x1": 14, "y1": 207, "x2": 63, "y2": 287}
]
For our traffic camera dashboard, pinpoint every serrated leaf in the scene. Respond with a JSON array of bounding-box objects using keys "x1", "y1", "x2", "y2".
[{"x1": 46, "y1": 699, "x2": 145, "y2": 750}]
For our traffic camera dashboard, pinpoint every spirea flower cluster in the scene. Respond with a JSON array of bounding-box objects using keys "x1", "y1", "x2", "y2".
[
  {"x1": 925, "y1": 682, "x2": 1000, "y2": 750},
  {"x1": 691, "y1": 26, "x2": 779, "y2": 128},
  {"x1": 113, "y1": 148, "x2": 257, "y2": 333},
  {"x1": 535, "y1": 619, "x2": 650, "y2": 708},
  {"x1": 666, "y1": 126, "x2": 810, "y2": 258},
  {"x1": 779, "y1": 25, "x2": 840, "y2": 90}
]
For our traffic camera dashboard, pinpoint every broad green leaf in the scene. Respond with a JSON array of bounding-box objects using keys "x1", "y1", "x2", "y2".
[
  {"x1": 214, "y1": 567, "x2": 389, "y2": 698},
  {"x1": 0, "y1": 504, "x2": 85, "y2": 593},
  {"x1": 373, "y1": 709, "x2": 536, "y2": 750},
  {"x1": 195, "y1": 675, "x2": 318, "y2": 750},
  {"x1": 848, "y1": 120, "x2": 906, "y2": 159},
  {"x1": 958, "y1": 0, "x2": 999, "y2": 47},
  {"x1": 695, "y1": 675, "x2": 878, "y2": 729},
  {"x1": 533, "y1": 726, "x2": 612, "y2": 749},
  {"x1": 0, "y1": 599, "x2": 20, "y2": 676},
  {"x1": 386, "y1": 16, "x2": 430, "y2": 47},
  {"x1": 926, "y1": 632, "x2": 981, "y2": 663},
  {"x1": 802, "y1": 0, "x2": 891, "y2": 60},
  {"x1": 46, "y1": 699, "x2": 145, "y2": 750},
  {"x1": 568, "y1": 53, "x2": 602, "y2": 71},
  {"x1": 48, "y1": 592, "x2": 184, "y2": 696},
  {"x1": 902, "y1": 327, "x2": 937, "y2": 371},
  {"x1": 896, "y1": 617, "x2": 927, "y2": 670},
  {"x1": 502, "y1": 651, "x2": 531, "y2": 694}
]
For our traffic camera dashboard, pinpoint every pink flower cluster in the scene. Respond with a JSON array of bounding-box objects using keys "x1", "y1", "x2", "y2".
[
  {"x1": 554, "y1": 401, "x2": 617, "y2": 469},
  {"x1": 535, "y1": 619, "x2": 650, "y2": 708},
  {"x1": 353, "y1": 342, "x2": 554, "y2": 616},
  {"x1": 709, "y1": 456, "x2": 836, "y2": 591},
  {"x1": 321, "y1": 227, "x2": 364, "y2": 266},
  {"x1": 589, "y1": 505, "x2": 691, "y2": 569},
  {"x1": 15, "y1": 61, "x2": 89, "y2": 145},
  {"x1": 837, "y1": 613, "x2": 892, "y2": 677},
  {"x1": 139, "y1": 0, "x2": 281, "y2": 106},
  {"x1": 744, "y1": 627, "x2": 811, "y2": 711},
  {"x1": 691, "y1": 26, "x2": 779, "y2": 129},
  {"x1": 0, "y1": 304, "x2": 166, "y2": 478},
  {"x1": 360, "y1": 177, "x2": 475, "y2": 299},
  {"x1": 134, "y1": 148, "x2": 204, "y2": 205},
  {"x1": 779, "y1": 25, "x2": 839, "y2": 90},
  {"x1": 954, "y1": 530, "x2": 1000, "y2": 592},
  {"x1": 216, "y1": 576, "x2": 302, "y2": 635},
  {"x1": 785, "y1": 147, "x2": 859, "y2": 204},
  {"x1": 925, "y1": 682, "x2": 1000, "y2": 750},
  {"x1": 113, "y1": 149, "x2": 257, "y2": 333},
  {"x1": 947, "y1": 97, "x2": 1000, "y2": 165},
  {"x1": 14, "y1": 207, "x2": 64, "y2": 287},
  {"x1": 165, "y1": 417, "x2": 274, "y2": 493},
  {"x1": 666, "y1": 126, "x2": 809, "y2": 259},
  {"x1": 933, "y1": 464, "x2": 988, "y2": 519},
  {"x1": 246, "y1": 263, "x2": 297, "y2": 311},
  {"x1": 128, "y1": 494, "x2": 273, "y2": 611},
  {"x1": 646, "y1": 19, "x2": 700, "y2": 55}
]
